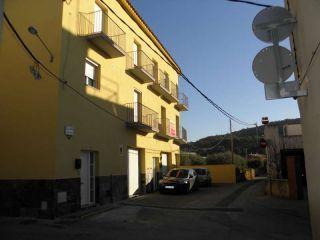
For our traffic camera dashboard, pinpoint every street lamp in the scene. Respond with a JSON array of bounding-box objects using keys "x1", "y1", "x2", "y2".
[{"x1": 28, "y1": 26, "x2": 54, "y2": 62}]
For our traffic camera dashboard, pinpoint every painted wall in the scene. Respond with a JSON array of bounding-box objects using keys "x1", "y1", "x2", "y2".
[
  {"x1": 286, "y1": 0, "x2": 320, "y2": 238},
  {"x1": 184, "y1": 164, "x2": 236, "y2": 184},
  {"x1": 56, "y1": 0, "x2": 180, "y2": 180},
  {"x1": 0, "y1": 0, "x2": 63, "y2": 179},
  {"x1": 0, "y1": 0, "x2": 182, "y2": 183}
]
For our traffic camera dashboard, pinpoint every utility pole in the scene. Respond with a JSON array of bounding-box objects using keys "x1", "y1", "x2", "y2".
[
  {"x1": 230, "y1": 119, "x2": 234, "y2": 164},
  {"x1": 255, "y1": 123, "x2": 259, "y2": 146}
]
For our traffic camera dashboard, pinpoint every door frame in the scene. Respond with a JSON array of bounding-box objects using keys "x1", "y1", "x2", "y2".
[{"x1": 127, "y1": 148, "x2": 141, "y2": 197}]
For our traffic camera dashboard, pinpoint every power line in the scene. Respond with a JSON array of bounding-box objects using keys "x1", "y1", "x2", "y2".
[
  {"x1": 226, "y1": 0, "x2": 272, "y2": 8},
  {"x1": 3, "y1": 12, "x2": 126, "y2": 124},
  {"x1": 299, "y1": 40, "x2": 320, "y2": 85},
  {"x1": 101, "y1": 0, "x2": 256, "y2": 126}
]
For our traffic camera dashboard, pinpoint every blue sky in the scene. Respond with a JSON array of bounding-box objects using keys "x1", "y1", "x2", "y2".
[{"x1": 130, "y1": 0, "x2": 300, "y2": 141}]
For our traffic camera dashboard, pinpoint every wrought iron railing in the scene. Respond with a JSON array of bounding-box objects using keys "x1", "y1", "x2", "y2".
[
  {"x1": 78, "y1": 11, "x2": 126, "y2": 51},
  {"x1": 178, "y1": 93, "x2": 189, "y2": 107},
  {"x1": 157, "y1": 69, "x2": 178, "y2": 99},
  {"x1": 126, "y1": 50, "x2": 156, "y2": 79},
  {"x1": 125, "y1": 102, "x2": 158, "y2": 130},
  {"x1": 157, "y1": 70, "x2": 170, "y2": 92},
  {"x1": 157, "y1": 118, "x2": 177, "y2": 137}
]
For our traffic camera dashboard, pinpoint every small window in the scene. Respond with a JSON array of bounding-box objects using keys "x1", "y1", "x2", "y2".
[{"x1": 85, "y1": 59, "x2": 99, "y2": 88}]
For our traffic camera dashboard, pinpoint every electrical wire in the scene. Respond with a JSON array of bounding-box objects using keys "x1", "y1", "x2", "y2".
[
  {"x1": 299, "y1": 40, "x2": 320, "y2": 85},
  {"x1": 4, "y1": 11, "x2": 191, "y2": 152},
  {"x1": 100, "y1": 0, "x2": 256, "y2": 126},
  {"x1": 3, "y1": 12, "x2": 127, "y2": 124},
  {"x1": 226, "y1": 0, "x2": 272, "y2": 8}
]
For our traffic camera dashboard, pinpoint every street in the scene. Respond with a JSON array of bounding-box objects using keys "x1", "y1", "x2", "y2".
[{"x1": 0, "y1": 180, "x2": 311, "y2": 240}]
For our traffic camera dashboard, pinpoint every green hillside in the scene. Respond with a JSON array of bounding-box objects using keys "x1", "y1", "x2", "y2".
[{"x1": 182, "y1": 118, "x2": 300, "y2": 157}]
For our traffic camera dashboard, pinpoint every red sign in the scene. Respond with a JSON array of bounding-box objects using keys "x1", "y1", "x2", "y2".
[
  {"x1": 169, "y1": 121, "x2": 176, "y2": 137},
  {"x1": 260, "y1": 138, "x2": 267, "y2": 148},
  {"x1": 262, "y1": 117, "x2": 269, "y2": 125}
]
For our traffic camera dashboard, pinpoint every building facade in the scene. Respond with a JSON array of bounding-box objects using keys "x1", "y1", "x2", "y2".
[
  {"x1": 0, "y1": 0, "x2": 188, "y2": 218},
  {"x1": 285, "y1": 1, "x2": 320, "y2": 238}
]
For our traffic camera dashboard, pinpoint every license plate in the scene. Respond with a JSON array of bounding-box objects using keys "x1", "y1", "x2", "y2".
[{"x1": 165, "y1": 185, "x2": 174, "y2": 189}]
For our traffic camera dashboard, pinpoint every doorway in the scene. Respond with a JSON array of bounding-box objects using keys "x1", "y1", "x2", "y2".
[
  {"x1": 94, "y1": 3, "x2": 103, "y2": 33},
  {"x1": 128, "y1": 149, "x2": 140, "y2": 196},
  {"x1": 80, "y1": 151, "x2": 96, "y2": 207}
]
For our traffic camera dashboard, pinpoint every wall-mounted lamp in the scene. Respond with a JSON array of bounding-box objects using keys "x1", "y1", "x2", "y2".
[{"x1": 28, "y1": 26, "x2": 54, "y2": 62}]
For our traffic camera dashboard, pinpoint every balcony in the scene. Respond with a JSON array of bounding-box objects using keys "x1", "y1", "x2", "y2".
[
  {"x1": 156, "y1": 118, "x2": 176, "y2": 140},
  {"x1": 126, "y1": 50, "x2": 156, "y2": 83},
  {"x1": 175, "y1": 93, "x2": 189, "y2": 111},
  {"x1": 78, "y1": 11, "x2": 126, "y2": 58},
  {"x1": 174, "y1": 127, "x2": 188, "y2": 145},
  {"x1": 149, "y1": 69, "x2": 179, "y2": 103},
  {"x1": 125, "y1": 103, "x2": 159, "y2": 133}
]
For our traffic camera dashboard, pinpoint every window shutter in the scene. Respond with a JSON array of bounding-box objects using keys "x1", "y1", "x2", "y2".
[{"x1": 85, "y1": 62, "x2": 95, "y2": 79}]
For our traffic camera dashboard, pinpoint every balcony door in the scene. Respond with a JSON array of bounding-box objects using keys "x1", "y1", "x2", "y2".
[
  {"x1": 94, "y1": 3, "x2": 103, "y2": 33},
  {"x1": 133, "y1": 42, "x2": 138, "y2": 66},
  {"x1": 133, "y1": 90, "x2": 141, "y2": 123}
]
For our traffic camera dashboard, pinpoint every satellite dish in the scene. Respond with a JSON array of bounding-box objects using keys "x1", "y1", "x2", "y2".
[
  {"x1": 253, "y1": 6, "x2": 296, "y2": 43},
  {"x1": 252, "y1": 45, "x2": 294, "y2": 84}
]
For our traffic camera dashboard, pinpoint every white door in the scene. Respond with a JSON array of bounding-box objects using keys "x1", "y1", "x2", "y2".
[
  {"x1": 161, "y1": 153, "x2": 168, "y2": 175},
  {"x1": 94, "y1": 3, "x2": 103, "y2": 33},
  {"x1": 80, "y1": 151, "x2": 95, "y2": 206},
  {"x1": 133, "y1": 42, "x2": 138, "y2": 66},
  {"x1": 128, "y1": 149, "x2": 139, "y2": 196},
  {"x1": 133, "y1": 90, "x2": 139, "y2": 122}
]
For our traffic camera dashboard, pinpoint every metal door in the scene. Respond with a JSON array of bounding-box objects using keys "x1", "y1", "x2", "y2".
[
  {"x1": 80, "y1": 151, "x2": 95, "y2": 206},
  {"x1": 128, "y1": 149, "x2": 139, "y2": 196}
]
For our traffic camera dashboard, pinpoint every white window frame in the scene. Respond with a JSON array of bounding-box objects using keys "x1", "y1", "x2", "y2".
[{"x1": 85, "y1": 58, "x2": 99, "y2": 88}]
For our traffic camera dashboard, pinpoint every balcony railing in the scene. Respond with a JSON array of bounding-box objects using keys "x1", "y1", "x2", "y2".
[
  {"x1": 125, "y1": 102, "x2": 159, "y2": 133},
  {"x1": 126, "y1": 50, "x2": 156, "y2": 83},
  {"x1": 175, "y1": 126, "x2": 187, "y2": 144},
  {"x1": 156, "y1": 118, "x2": 176, "y2": 139},
  {"x1": 78, "y1": 11, "x2": 126, "y2": 57},
  {"x1": 149, "y1": 69, "x2": 178, "y2": 102},
  {"x1": 175, "y1": 93, "x2": 189, "y2": 111}
]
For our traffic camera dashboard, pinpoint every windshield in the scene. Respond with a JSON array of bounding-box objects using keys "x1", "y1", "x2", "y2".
[
  {"x1": 195, "y1": 169, "x2": 206, "y2": 175},
  {"x1": 166, "y1": 169, "x2": 189, "y2": 178}
]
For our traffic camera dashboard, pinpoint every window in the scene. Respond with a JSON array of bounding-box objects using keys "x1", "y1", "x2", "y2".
[{"x1": 85, "y1": 59, "x2": 99, "y2": 88}]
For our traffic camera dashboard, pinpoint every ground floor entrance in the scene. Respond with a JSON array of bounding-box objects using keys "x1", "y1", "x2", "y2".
[
  {"x1": 128, "y1": 149, "x2": 140, "y2": 197},
  {"x1": 80, "y1": 151, "x2": 96, "y2": 207}
]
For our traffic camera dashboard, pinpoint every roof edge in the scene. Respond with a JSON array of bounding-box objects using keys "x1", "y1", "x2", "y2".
[{"x1": 116, "y1": 0, "x2": 182, "y2": 74}]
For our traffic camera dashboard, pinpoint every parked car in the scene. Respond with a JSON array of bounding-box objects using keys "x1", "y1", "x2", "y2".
[
  {"x1": 194, "y1": 168, "x2": 212, "y2": 187},
  {"x1": 159, "y1": 168, "x2": 199, "y2": 194}
]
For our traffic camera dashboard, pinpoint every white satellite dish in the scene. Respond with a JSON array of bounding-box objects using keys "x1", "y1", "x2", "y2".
[
  {"x1": 253, "y1": 6, "x2": 296, "y2": 43},
  {"x1": 252, "y1": 45, "x2": 294, "y2": 84}
]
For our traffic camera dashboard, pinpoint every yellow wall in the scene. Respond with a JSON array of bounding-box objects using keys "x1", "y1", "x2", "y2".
[
  {"x1": 287, "y1": 0, "x2": 320, "y2": 238},
  {"x1": 0, "y1": 0, "x2": 182, "y2": 182},
  {"x1": 56, "y1": 0, "x2": 180, "y2": 179},
  {"x1": 184, "y1": 165, "x2": 236, "y2": 184},
  {"x1": 0, "y1": 0, "x2": 63, "y2": 179}
]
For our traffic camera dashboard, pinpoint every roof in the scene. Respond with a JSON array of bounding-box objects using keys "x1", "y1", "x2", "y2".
[{"x1": 116, "y1": 0, "x2": 181, "y2": 74}]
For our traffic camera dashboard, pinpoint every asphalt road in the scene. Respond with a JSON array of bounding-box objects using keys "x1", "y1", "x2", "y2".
[{"x1": 0, "y1": 180, "x2": 312, "y2": 240}]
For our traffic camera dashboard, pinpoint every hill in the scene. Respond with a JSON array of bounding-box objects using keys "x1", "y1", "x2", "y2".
[{"x1": 181, "y1": 118, "x2": 300, "y2": 157}]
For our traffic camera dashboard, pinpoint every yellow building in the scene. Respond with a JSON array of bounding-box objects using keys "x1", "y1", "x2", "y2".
[
  {"x1": 286, "y1": 1, "x2": 320, "y2": 238},
  {"x1": 0, "y1": 0, "x2": 188, "y2": 217}
]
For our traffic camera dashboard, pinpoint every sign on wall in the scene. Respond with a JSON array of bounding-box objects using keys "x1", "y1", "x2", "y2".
[{"x1": 169, "y1": 120, "x2": 176, "y2": 137}]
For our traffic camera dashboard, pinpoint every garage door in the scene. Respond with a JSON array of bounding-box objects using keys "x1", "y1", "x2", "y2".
[{"x1": 128, "y1": 149, "x2": 139, "y2": 196}]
